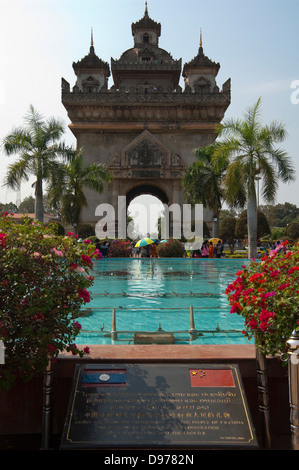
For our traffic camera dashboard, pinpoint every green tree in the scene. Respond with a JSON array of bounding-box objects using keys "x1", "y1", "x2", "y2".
[
  {"x1": 47, "y1": 148, "x2": 110, "y2": 230},
  {"x1": 271, "y1": 226, "x2": 285, "y2": 241},
  {"x1": 214, "y1": 98, "x2": 295, "y2": 258},
  {"x1": 2, "y1": 105, "x2": 72, "y2": 222},
  {"x1": 182, "y1": 144, "x2": 230, "y2": 237},
  {"x1": 260, "y1": 202, "x2": 299, "y2": 227},
  {"x1": 18, "y1": 195, "x2": 35, "y2": 213},
  {"x1": 0, "y1": 202, "x2": 18, "y2": 214},
  {"x1": 235, "y1": 210, "x2": 271, "y2": 240},
  {"x1": 219, "y1": 208, "x2": 239, "y2": 222},
  {"x1": 220, "y1": 216, "x2": 237, "y2": 253}
]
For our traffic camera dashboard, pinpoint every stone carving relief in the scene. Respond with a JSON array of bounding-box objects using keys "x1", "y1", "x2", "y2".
[
  {"x1": 82, "y1": 76, "x2": 100, "y2": 93},
  {"x1": 109, "y1": 154, "x2": 121, "y2": 167},
  {"x1": 127, "y1": 140, "x2": 164, "y2": 167},
  {"x1": 171, "y1": 154, "x2": 181, "y2": 166},
  {"x1": 123, "y1": 130, "x2": 170, "y2": 168},
  {"x1": 193, "y1": 76, "x2": 211, "y2": 93},
  {"x1": 107, "y1": 130, "x2": 185, "y2": 180}
]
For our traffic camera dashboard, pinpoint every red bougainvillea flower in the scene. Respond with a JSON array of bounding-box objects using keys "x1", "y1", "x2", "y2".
[
  {"x1": 226, "y1": 241, "x2": 299, "y2": 356},
  {"x1": 77, "y1": 288, "x2": 91, "y2": 303},
  {"x1": 81, "y1": 254, "x2": 93, "y2": 265},
  {"x1": 0, "y1": 233, "x2": 7, "y2": 247}
]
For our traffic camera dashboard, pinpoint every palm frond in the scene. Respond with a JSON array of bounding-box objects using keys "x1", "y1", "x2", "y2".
[
  {"x1": 244, "y1": 97, "x2": 263, "y2": 131},
  {"x1": 269, "y1": 148, "x2": 296, "y2": 183},
  {"x1": 43, "y1": 118, "x2": 65, "y2": 146},
  {"x1": 224, "y1": 160, "x2": 246, "y2": 202},
  {"x1": 24, "y1": 105, "x2": 45, "y2": 136},
  {"x1": 258, "y1": 157, "x2": 278, "y2": 203},
  {"x1": 4, "y1": 158, "x2": 31, "y2": 190},
  {"x1": 2, "y1": 128, "x2": 33, "y2": 155}
]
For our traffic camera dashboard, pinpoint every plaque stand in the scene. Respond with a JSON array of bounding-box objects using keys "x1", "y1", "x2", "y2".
[{"x1": 60, "y1": 363, "x2": 258, "y2": 450}]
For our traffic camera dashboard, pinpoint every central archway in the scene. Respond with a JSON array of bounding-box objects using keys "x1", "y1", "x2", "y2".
[
  {"x1": 126, "y1": 185, "x2": 168, "y2": 239},
  {"x1": 126, "y1": 184, "x2": 169, "y2": 207}
]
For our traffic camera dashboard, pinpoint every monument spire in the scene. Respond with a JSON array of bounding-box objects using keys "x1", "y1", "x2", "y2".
[{"x1": 90, "y1": 27, "x2": 95, "y2": 53}]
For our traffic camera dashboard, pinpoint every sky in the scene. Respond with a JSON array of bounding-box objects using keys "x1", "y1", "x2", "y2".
[{"x1": 0, "y1": 0, "x2": 298, "y2": 235}]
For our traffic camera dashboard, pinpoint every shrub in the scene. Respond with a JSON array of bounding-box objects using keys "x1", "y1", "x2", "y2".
[
  {"x1": 156, "y1": 239, "x2": 184, "y2": 258},
  {"x1": 77, "y1": 223, "x2": 95, "y2": 239},
  {"x1": 87, "y1": 236, "x2": 99, "y2": 244},
  {"x1": 108, "y1": 239, "x2": 132, "y2": 257},
  {"x1": 271, "y1": 227, "x2": 286, "y2": 241},
  {"x1": 0, "y1": 213, "x2": 102, "y2": 390},
  {"x1": 46, "y1": 221, "x2": 65, "y2": 236},
  {"x1": 285, "y1": 222, "x2": 299, "y2": 241},
  {"x1": 226, "y1": 240, "x2": 299, "y2": 357},
  {"x1": 235, "y1": 210, "x2": 271, "y2": 239}
]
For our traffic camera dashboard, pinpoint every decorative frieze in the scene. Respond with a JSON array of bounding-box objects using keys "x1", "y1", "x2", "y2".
[
  {"x1": 64, "y1": 102, "x2": 229, "y2": 124},
  {"x1": 62, "y1": 79, "x2": 230, "y2": 126}
]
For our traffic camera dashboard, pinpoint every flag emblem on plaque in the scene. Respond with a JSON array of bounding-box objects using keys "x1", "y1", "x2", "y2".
[
  {"x1": 189, "y1": 369, "x2": 235, "y2": 387},
  {"x1": 82, "y1": 369, "x2": 126, "y2": 387}
]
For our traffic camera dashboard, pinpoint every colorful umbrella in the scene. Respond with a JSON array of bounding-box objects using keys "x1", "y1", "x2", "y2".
[
  {"x1": 209, "y1": 238, "x2": 223, "y2": 244},
  {"x1": 134, "y1": 238, "x2": 156, "y2": 247}
]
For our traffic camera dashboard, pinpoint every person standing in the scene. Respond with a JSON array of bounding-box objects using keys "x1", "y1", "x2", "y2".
[
  {"x1": 151, "y1": 242, "x2": 158, "y2": 257},
  {"x1": 208, "y1": 242, "x2": 214, "y2": 258},
  {"x1": 140, "y1": 246, "x2": 147, "y2": 257},
  {"x1": 215, "y1": 241, "x2": 222, "y2": 258},
  {"x1": 201, "y1": 241, "x2": 209, "y2": 258}
]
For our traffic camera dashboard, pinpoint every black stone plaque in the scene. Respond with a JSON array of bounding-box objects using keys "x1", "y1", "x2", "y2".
[{"x1": 60, "y1": 363, "x2": 258, "y2": 449}]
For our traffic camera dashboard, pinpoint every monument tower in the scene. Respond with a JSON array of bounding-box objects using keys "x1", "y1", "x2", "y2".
[{"x1": 61, "y1": 3, "x2": 231, "y2": 235}]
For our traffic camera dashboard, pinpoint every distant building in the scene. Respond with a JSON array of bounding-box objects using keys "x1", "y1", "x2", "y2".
[
  {"x1": 61, "y1": 3, "x2": 230, "y2": 236},
  {"x1": 11, "y1": 213, "x2": 57, "y2": 224}
]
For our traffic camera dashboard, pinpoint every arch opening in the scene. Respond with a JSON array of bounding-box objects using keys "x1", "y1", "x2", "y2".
[{"x1": 127, "y1": 192, "x2": 165, "y2": 239}]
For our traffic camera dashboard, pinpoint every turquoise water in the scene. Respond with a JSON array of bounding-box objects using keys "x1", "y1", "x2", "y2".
[{"x1": 76, "y1": 258, "x2": 253, "y2": 345}]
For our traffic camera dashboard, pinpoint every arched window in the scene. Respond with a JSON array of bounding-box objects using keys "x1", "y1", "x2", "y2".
[{"x1": 143, "y1": 33, "x2": 149, "y2": 43}]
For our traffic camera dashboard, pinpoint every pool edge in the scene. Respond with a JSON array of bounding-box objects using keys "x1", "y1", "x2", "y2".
[{"x1": 59, "y1": 343, "x2": 257, "y2": 362}]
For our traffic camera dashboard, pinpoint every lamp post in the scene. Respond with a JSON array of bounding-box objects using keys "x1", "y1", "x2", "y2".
[{"x1": 212, "y1": 216, "x2": 218, "y2": 237}]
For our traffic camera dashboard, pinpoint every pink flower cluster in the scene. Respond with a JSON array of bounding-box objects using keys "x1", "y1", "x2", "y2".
[{"x1": 51, "y1": 247, "x2": 63, "y2": 257}]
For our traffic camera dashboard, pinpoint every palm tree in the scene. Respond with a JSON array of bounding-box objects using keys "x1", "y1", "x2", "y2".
[
  {"x1": 47, "y1": 148, "x2": 110, "y2": 230},
  {"x1": 182, "y1": 144, "x2": 233, "y2": 237},
  {"x1": 2, "y1": 105, "x2": 72, "y2": 222},
  {"x1": 214, "y1": 97, "x2": 295, "y2": 258}
]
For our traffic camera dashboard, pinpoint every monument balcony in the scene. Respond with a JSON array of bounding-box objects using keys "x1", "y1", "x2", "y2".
[
  {"x1": 61, "y1": 78, "x2": 231, "y2": 132},
  {"x1": 61, "y1": 79, "x2": 231, "y2": 106}
]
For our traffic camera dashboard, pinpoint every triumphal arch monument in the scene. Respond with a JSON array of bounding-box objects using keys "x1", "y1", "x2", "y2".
[{"x1": 61, "y1": 3, "x2": 231, "y2": 237}]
